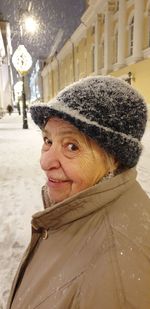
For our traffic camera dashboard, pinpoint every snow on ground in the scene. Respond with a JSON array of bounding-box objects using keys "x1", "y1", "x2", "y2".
[
  {"x1": 0, "y1": 113, "x2": 45, "y2": 308},
  {"x1": 0, "y1": 113, "x2": 150, "y2": 308}
]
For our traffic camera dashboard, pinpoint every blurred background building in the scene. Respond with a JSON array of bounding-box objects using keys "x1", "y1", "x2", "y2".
[
  {"x1": 1, "y1": 0, "x2": 150, "y2": 117},
  {"x1": 0, "y1": 18, "x2": 13, "y2": 117},
  {"x1": 41, "y1": 0, "x2": 150, "y2": 117}
]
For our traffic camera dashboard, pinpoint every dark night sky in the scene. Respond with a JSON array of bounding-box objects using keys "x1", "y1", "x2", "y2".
[{"x1": 0, "y1": 0, "x2": 86, "y2": 62}]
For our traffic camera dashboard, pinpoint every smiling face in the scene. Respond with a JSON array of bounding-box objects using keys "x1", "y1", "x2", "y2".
[{"x1": 40, "y1": 117, "x2": 116, "y2": 205}]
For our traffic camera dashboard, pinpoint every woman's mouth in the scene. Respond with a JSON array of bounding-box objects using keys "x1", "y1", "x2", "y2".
[
  {"x1": 47, "y1": 178, "x2": 70, "y2": 188},
  {"x1": 49, "y1": 178, "x2": 63, "y2": 183}
]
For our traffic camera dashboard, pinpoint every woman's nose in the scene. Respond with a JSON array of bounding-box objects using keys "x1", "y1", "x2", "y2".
[{"x1": 40, "y1": 146, "x2": 61, "y2": 171}]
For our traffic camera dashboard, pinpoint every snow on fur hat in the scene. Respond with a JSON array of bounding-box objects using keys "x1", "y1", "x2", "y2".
[{"x1": 30, "y1": 76, "x2": 147, "y2": 168}]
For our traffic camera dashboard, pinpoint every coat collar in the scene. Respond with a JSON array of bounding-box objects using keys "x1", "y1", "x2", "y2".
[{"x1": 31, "y1": 168, "x2": 137, "y2": 231}]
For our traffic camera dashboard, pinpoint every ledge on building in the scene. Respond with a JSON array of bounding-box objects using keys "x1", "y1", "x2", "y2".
[
  {"x1": 112, "y1": 62, "x2": 126, "y2": 71},
  {"x1": 143, "y1": 47, "x2": 150, "y2": 59},
  {"x1": 125, "y1": 55, "x2": 143, "y2": 66}
]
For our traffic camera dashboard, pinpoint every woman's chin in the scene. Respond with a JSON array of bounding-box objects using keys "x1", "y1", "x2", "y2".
[{"x1": 48, "y1": 189, "x2": 68, "y2": 205}]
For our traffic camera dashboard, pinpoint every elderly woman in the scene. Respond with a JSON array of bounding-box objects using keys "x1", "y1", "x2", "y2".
[{"x1": 7, "y1": 76, "x2": 150, "y2": 309}]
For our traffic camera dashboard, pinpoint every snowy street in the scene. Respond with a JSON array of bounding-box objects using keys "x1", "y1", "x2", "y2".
[
  {"x1": 0, "y1": 113, "x2": 45, "y2": 308},
  {"x1": 0, "y1": 113, "x2": 150, "y2": 308}
]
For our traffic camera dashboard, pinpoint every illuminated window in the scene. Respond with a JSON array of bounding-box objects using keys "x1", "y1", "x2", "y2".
[{"x1": 129, "y1": 16, "x2": 134, "y2": 56}]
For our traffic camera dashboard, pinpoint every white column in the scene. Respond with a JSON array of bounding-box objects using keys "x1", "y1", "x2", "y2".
[
  {"x1": 117, "y1": 0, "x2": 126, "y2": 66},
  {"x1": 94, "y1": 14, "x2": 100, "y2": 75},
  {"x1": 103, "y1": 7, "x2": 112, "y2": 74},
  {"x1": 133, "y1": 0, "x2": 144, "y2": 60}
]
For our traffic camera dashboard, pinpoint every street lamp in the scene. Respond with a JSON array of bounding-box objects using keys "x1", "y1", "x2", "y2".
[
  {"x1": 12, "y1": 45, "x2": 32, "y2": 129},
  {"x1": 24, "y1": 15, "x2": 38, "y2": 34}
]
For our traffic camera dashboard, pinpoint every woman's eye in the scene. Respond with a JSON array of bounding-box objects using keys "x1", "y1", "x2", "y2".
[
  {"x1": 43, "y1": 137, "x2": 52, "y2": 145},
  {"x1": 67, "y1": 143, "x2": 79, "y2": 152}
]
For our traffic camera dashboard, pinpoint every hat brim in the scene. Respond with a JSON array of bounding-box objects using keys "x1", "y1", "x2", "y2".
[{"x1": 30, "y1": 103, "x2": 142, "y2": 168}]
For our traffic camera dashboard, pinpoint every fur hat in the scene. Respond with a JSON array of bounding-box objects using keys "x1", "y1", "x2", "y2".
[{"x1": 30, "y1": 76, "x2": 147, "y2": 168}]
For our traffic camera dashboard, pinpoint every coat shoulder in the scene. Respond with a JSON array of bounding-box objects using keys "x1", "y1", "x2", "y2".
[{"x1": 80, "y1": 182, "x2": 150, "y2": 309}]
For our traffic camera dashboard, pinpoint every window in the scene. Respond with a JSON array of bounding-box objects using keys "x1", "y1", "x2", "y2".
[
  {"x1": 114, "y1": 1, "x2": 119, "y2": 12},
  {"x1": 148, "y1": 10, "x2": 150, "y2": 47},
  {"x1": 116, "y1": 1, "x2": 119, "y2": 11},
  {"x1": 91, "y1": 26, "x2": 95, "y2": 35},
  {"x1": 84, "y1": 52, "x2": 87, "y2": 75},
  {"x1": 113, "y1": 30, "x2": 118, "y2": 63},
  {"x1": 129, "y1": 16, "x2": 134, "y2": 56},
  {"x1": 100, "y1": 40, "x2": 104, "y2": 68},
  {"x1": 76, "y1": 60, "x2": 80, "y2": 79},
  {"x1": 91, "y1": 45, "x2": 95, "y2": 72}
]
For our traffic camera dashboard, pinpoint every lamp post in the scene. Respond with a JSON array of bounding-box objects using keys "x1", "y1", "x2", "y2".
[
  {"x1": 12, "y1": 45, "x2": 32, "y2": 129},
  {"x1": 12, "y1": 5, "x2": 38, "y2": 127}
]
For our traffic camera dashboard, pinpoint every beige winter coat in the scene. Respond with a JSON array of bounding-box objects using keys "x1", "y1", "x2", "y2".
[{"x1": 7, "y1": 168, "x2": 150, "y2": 309}]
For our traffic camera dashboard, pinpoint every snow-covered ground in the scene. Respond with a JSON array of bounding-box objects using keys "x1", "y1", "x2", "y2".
[
  {"x1": 0, "y1": 113, "x2": 150, "y2": 308},
  {"x1": 0, "y1": 113, "x2": 45, "y2": 309}
]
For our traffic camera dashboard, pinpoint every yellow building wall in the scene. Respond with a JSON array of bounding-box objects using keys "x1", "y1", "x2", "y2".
[
  {"x1": 110, "y1": 58, "x2": 150, "y2": 104},
  {"x1": 60, "y1": 61, "x2": 65, "y2": 90},
  {"x1": 74, "y1": 45, "x2": 79, "y2": 80},
  {"x1": 52, "y1": 69, "x2": 59, "y2": 96},
  {"x1": 99, "y1": 18, "x2": 104, "y2": 69},
  {"x1": 144, "y1": 0, "x2": 148, "y2": 8},
  {"x1": 43, "y1": 76, "x2": 47, "y2": 102},
  {"x1": 70, "y1": 53, "x2": 75, "y2": 83},
  {"x1": 77, "y1": 38, "x2": 87, "y2": 78},
  {"x1": 99, "y1": 16, "x2": 104, "y2": 38},
  {"x1": 143, "y1": 0, "x2": 150, "y2": 50},
  {"x1": 64, "y1": 56, "x2": 72, "y2": 85},
  {"x1": 97, "y1": 16, "x2": 102, "y2": 69},
  {"x1": 67, "y1": 53, "x2": 74, "y2": 84},
  {"x1": 49, "y1": 71, "x2": 54, "y2": 99},
  {"x1": 86, "y1": 26, "x2": 95, "y2": 75},
  {"x1": 47, "y1": 72, "x2": 51, "y2": 100},
  {"x1": 59, "y1": 52, "x2": 74, "y2": 90},
  {"x1": 143, "y1": 15, "x2": 148, "y2": 49}
]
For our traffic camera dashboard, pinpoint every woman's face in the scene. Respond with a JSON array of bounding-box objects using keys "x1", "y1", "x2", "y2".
[{"x1": 40, "y1": 117, "x2": 111, "y2": 204}]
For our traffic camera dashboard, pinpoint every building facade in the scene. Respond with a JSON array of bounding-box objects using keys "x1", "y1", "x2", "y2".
[
  {"x1": 0, "y1": 20, "x2": 13, "y2": 116},
  {"x1": 41, "y1": 0, "x2": 150, "y2": 113}
]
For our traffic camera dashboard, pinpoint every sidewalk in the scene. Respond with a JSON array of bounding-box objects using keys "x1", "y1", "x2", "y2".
[
  {"x1": 0, "y1": 113, "x2": 45, "y2": 308},
  {"x1": 0, "y1": 112, "x2": 150, "y2": 308}
]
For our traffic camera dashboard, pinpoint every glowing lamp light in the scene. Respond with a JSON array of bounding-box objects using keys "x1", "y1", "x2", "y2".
[
  {"x1": 24, "y1": 16, "x2": 38, "y2": 34},
  {"x1": 12, "y1": 45, "x2": 32, "y2": 75}
]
